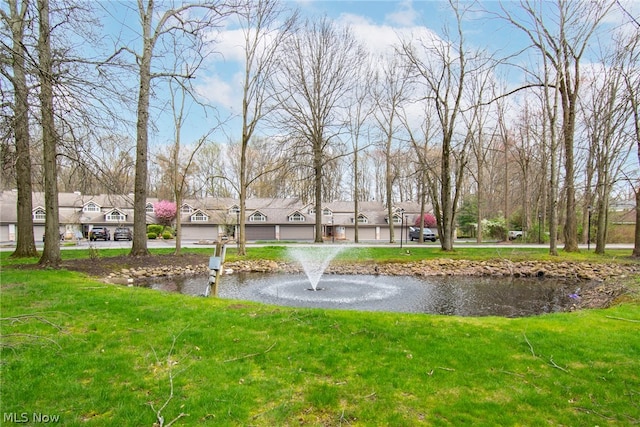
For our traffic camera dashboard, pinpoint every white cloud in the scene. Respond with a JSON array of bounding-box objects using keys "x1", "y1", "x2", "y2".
[
  {"x1": 385, "y1": 0, "x2": 419, "y2": 27},
  {"x1": 194, "y1": 73, "x2": 240, "y2": 112},
  {"x1": 336, "y1": 12, "x2": 438, "y2": 58}
]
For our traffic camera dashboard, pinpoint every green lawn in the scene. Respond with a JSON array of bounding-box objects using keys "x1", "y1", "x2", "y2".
[{"x1": 1, "y1": 248, "x2": 639, "y2": 426}]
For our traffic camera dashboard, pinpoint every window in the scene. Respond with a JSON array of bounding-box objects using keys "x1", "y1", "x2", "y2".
[
  {"x1": 249, "y1": 212, "x2": 266, "y2": 222},
  {"x1": 357, "y1": 214, "x2": 368, "y2": 224},
  {"x1": 181, "y1": 204, "x2": 193, "y2": 214},
  {"x1": 106, "y1": 211, "x2": 126, "y2": 222},
  {"x1": 83, "y1": 202, "x2": 100, "y2": 212},
  {"x1": 33, "y1": 208, "x2": 46, "y2": 221},
  {"x1": 288, "y1": 212, "x2": 305, "y2": 222},
  {"x1": 323, "y1": 208, "x2": 333, "y2": 217},
  {"x1": 145, "y1": 203, "x2": 154, "y2": 213},
  {"x1": 228, "y1": 205, "x2": 240, "y2": 214},
  {"x1": 191, "y1": 212, "x2": 208, "y2": 222},
  {"x1": 392, "y1": 215, "x2": 402, "y2": 224}
]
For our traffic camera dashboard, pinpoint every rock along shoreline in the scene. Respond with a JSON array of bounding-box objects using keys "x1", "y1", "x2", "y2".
[{"x1": 107, "y1": 258, "x2": 640, "y2": 282}]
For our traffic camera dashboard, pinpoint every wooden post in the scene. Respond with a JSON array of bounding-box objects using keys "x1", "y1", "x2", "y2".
[{"x1": 209, "y1": 242, "x2": 226, "y2": 297}]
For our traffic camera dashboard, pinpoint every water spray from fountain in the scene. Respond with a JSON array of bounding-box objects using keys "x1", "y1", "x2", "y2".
[{"x1": 287, "y1": 246, "x2": 344, "y2": 291}]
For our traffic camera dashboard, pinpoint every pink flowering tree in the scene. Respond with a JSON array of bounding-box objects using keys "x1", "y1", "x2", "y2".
[
  {"x1": 414, "y1": 213, "x2": 437, "y2": 228},
  {"x1": 154, "y1": 200, "x2": 177, "y2": 226}
]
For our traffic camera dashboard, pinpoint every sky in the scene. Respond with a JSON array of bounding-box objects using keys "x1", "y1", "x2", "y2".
[{"x1": 97, "y1": 0, "x2": 640, "y2": 148}]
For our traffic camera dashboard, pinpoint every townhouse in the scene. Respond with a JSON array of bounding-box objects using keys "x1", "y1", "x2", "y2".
[{"x1": 0, "y1": 190, "x2": 430, "y2": 242}]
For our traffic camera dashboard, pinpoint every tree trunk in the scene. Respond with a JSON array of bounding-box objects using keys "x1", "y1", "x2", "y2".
[
  {"x1": 8, "y1": 0, "x2": 37, "y2": 258},
  {"x1": 476, "y1": 160, "x2": 483, "y2": 243},
  {"x1": 562, "y1": 95, "x2": 579, "y2": 251},
  {"x1": 386, "y1": 131, "x2": 395, "y2": 243},
  {"x1": 314, "y1": 138, "x2": 323, "y2": 243},
  {"x1": 37, "y1": 0, "x2": 61, "y2": 267},
  {"x1": 440, "y1": 137, "x2": 454, "y2": 251},
  {"x1": 130, "y1": 5, "x2": 153, "y2": 257},
  {"x1": 633, "y1": 187, "x2": 640, "y2": 257},
  {"x1": 353, "y1": 148, "x2": 359, "y2": 243}
]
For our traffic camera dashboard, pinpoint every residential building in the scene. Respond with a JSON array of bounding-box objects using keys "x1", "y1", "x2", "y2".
[{"x1": 0, "y1": 190, "x2": 429, "y2": 242}]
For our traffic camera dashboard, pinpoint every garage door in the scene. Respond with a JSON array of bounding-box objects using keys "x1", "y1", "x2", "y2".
[
  {"x1": 180, "y1": 225, "x2": 219, "y2": 241},
  {"x1": 246, "y1": 225, "x2": 276, "y2": 241},
  {"x1": 280, "y1": 225, "x2": 314, "y2": 240},
  {"x1": 347, "y1": 226, "x2": 377, "y2": 241}
]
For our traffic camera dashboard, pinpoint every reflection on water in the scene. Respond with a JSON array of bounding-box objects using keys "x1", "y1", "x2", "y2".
[{"x1": 139, "y1": 273, "x2": 585, "y2": 318}]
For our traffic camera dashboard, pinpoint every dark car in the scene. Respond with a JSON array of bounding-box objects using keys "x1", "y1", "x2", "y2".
[
  {"x1": 113, "y1": 227, "x2": 132, "y2": 241},
  {"x1": 409, "y1": 227, "x2": 437, "y2": 242},
  {"x1": 89, "y1": 227, "x2": 110, "y2": 241}
]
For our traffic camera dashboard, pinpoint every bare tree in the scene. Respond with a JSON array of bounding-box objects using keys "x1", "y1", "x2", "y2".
[
  {"x1": 345, "y1": 60, "x2": 374, "y2": 243},
  {"x1": 580, "y1": 45, "x2": 634, "y2": 254},
  {"x1": 617, "y1": 29, "x2": 640, "y2": 257},
  {"x1": 162, "y1": 75, "x2": 221, "y2": 255},
  {"x1": 1, "y1": 0, "x2": 38, "y2": 258},
  {"x1": 372, "y1": 53, "x2": 412, "y2": 243},
  {"x1": 462, "y1": 70, "x2": 499, "y2": 243},
  {"x1": 236, "y1": 0, "x2": 296, "y2": 255},
  {"x1": 104, "y1": 0, "x2": 231, "y2": 257},
  {"x1": 399, "y1": 1, "x2": 484, "y2": 250},
  {"x1": 501, "y1": 0, "x2": 615, "y2": 252},
  {"x1": 510, "y1": 100, "x2": 546, "y2": 241},
  {"x1": 272, "y1": 16, "x2": 365, "y2": 242},
  {"x1": 37, "y1": 0, "x2": 60, "y2": 267}
]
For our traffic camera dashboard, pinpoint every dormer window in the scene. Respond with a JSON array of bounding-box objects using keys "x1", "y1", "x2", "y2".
[
  {"x1": 249, "y1": 212, "x2": 266, "y2": 222},
  {"x1": 83, "y1": 202, "x2": 100, "y2": 213},
  {"x1": 145, "y1": 203, "x2": 154, "y2": 213},
  {"x1": 191, "y1": 211, "x2": 209, "y2": 222},
  {"x1": 180, "y1": 204, "x2": 193, "y2": 214},
  {"x1": 33, "y1": 208, "x2": 46, "y2": 221},
  {"x1": 385, "y1": 215, "x2": 403, "y2": 224},
  {"x1": 228, "y1": 205, "x2": 240, "y2": 214},
  {"x1": 322, "y1": 208, "x2": 333, "y2": 217},
  {"x1": 106, "y1": 210, "x2": 126, "y2": 222},
  {"x1": 357, "y1": 214, "x2": 368, "y2": 224},
  {"x1": 288, "y1": 212, "x2": 305, "y2": 222}
]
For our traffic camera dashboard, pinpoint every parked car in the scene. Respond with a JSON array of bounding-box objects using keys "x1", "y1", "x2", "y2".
[
  {"x1": 113, "y1": 227, "x2": 132, "y2": 241},
  {"x1": 508, "y1": 230, "x2": 523, "y2": 240},
  {"x1": 409, "y1": 227, "x2": 437, "y2": 242},
  {"x1": 89, "y1": 227, "x2": 110, "y2": 241}
]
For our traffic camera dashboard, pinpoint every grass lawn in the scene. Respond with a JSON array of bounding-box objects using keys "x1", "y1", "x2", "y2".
[{"x1": 1, "y1": 247, "x2": 639, "y2": 426}]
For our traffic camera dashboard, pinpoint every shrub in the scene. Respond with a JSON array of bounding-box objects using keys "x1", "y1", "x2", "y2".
[
  {"x1": 414, "y1": 213, "x2": 437, "y2": 228},
  {"x1": 161, "y1": 231, "x2": 173, "y2": 240},
  {"x1": 482, "y1": 216, "x2": 508, "y2": 241},
  {"x1": 147, "y1": 224, "x2": 163, "y2": 235},
  {"x1": 147, "y1": 232, "x2": 157, "y2": 239}
]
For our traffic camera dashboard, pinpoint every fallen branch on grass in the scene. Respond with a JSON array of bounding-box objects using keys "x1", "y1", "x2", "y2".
[
  {"x1": 148, "y1": 328, "x2": 191, "y2": 427},
  {"x1": 523, "y1": 333, "x2": 570, "y2": 373},
  {"x1": 605, "y1": 316, "x2": 640, "y2": 323},
  {"x1": 0, "y1": 312, "x2": 67, "y2": 350},
  {"x1": 224, "y1": 341, "x2": 277, "y2": 363}
]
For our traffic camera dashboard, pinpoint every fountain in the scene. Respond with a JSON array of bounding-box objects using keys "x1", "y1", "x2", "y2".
[
  {"x1": 286, "y1": 246, "x2": 344, "y2": 291},
  {"x1": 138, "y1": 246, "x2": 585, "y2": 317}
]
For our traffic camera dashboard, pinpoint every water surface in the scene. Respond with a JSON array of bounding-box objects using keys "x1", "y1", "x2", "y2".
[{"x1": 140, "y1": 272, "x2": 585, "y2": 317}]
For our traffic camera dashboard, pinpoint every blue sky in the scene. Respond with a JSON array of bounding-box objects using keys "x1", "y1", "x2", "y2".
[{"x1": 97, "y1": 0, "x2": 640, "y2": 148}]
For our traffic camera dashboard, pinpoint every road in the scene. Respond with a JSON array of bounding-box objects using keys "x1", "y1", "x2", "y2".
[{"x1": 1, "y1": 239, "x2": 635, "y2": 251}]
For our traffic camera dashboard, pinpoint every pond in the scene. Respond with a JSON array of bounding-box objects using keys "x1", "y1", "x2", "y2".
[{"x1": 138, "y1": 272, "x2": 588, "y2": 317}]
